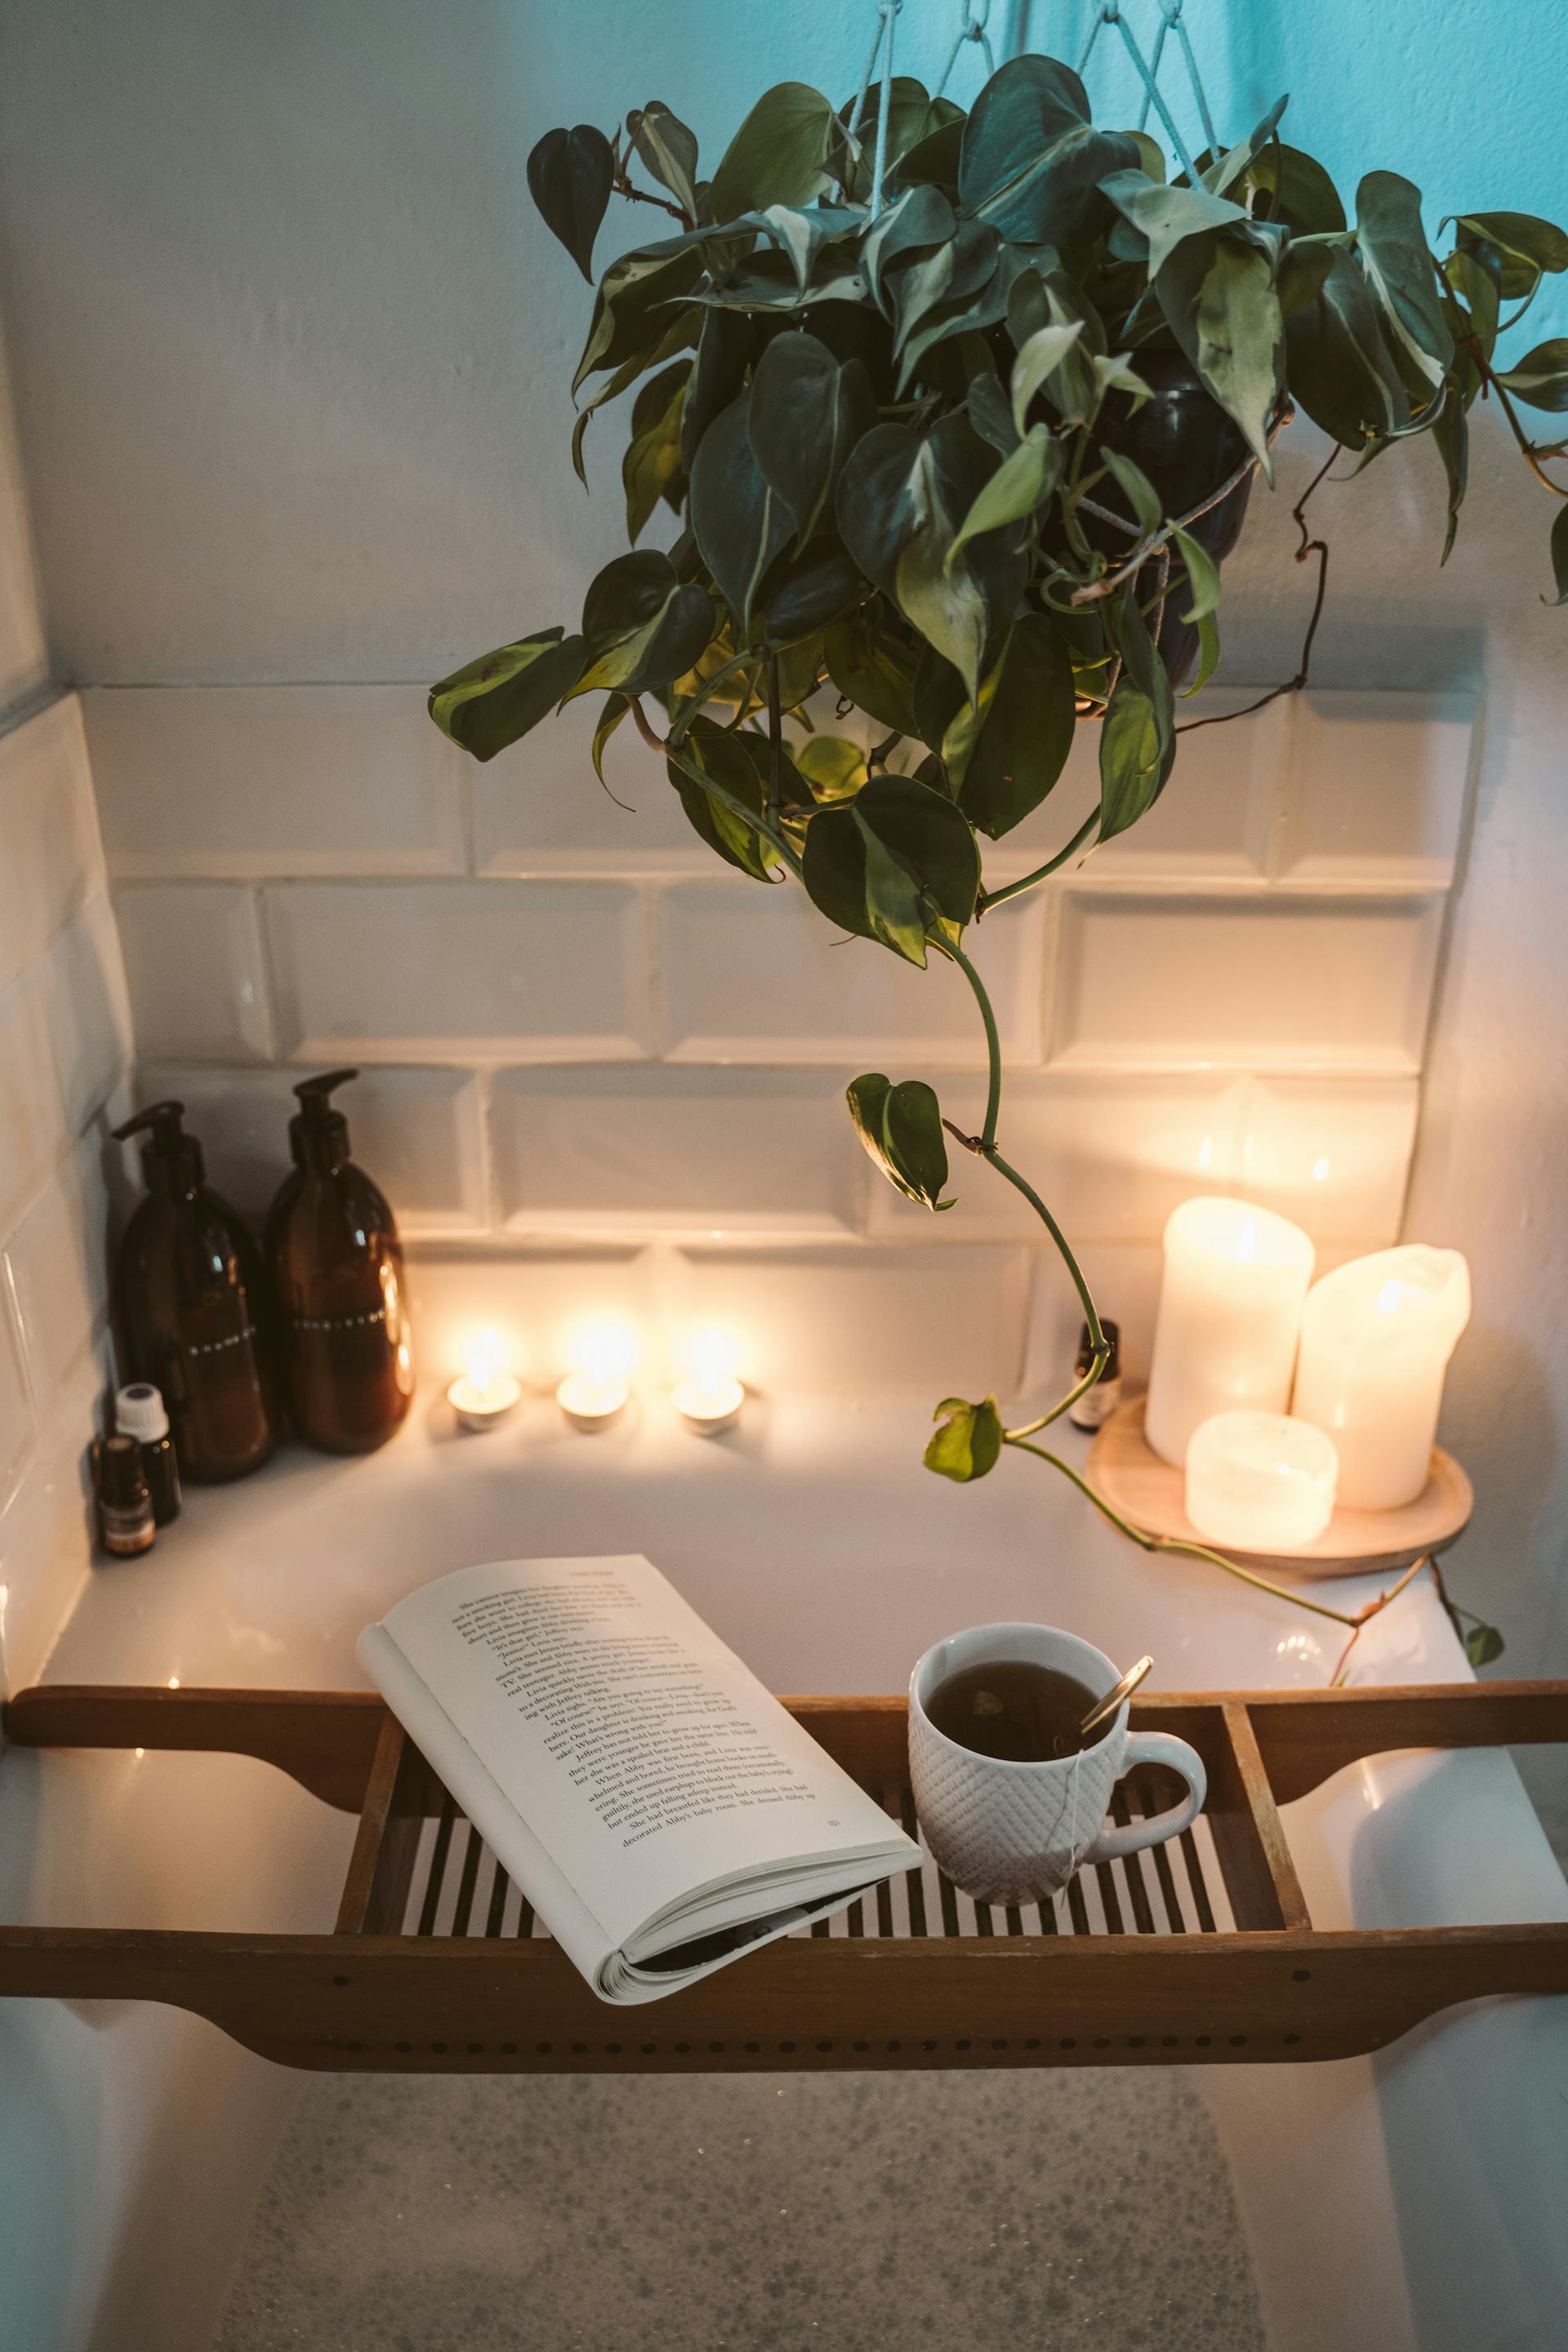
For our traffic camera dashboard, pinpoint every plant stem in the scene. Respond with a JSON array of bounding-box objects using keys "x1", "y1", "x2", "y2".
[
  {"x1": 766, "y1": 654, "x2": 784, "y2": 823},
  {"x1": 668, "y1": 647, "x2": 768, "y2": 746},
  {"x1": 933, "y1": 933, "x2": 1110, "y2": 1430},
  {"x1": 1175, "y1": 440, "x2": 1336, "y2": 738},
  {"x1": 1480, "y1": 363, "x2": 1568, "y2": 498},
  {"x1": 1006, "y1": 1439, "x2": 1365, "y2": 1628},
  {"x1": 976, "y1": 808, "x2": 1099, "y2": 914},
  {"x1": 937, "y1": 933, "x2": 1002, "y2": 1147}
]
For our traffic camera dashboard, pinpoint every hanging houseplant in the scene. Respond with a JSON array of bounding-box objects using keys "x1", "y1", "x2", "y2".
[{"x1": 427, "y1": 51, "x2": 1558, "y2": 1664}]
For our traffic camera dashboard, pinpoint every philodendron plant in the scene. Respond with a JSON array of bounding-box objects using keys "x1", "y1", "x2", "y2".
[{"x1": 429, "y1": 56, "x2": 1538, "y2": 1666}]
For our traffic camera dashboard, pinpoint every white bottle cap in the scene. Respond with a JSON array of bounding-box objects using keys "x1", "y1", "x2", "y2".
[{"x1": 116, "y1": 1383, "x2": 170, "y2": 1442}]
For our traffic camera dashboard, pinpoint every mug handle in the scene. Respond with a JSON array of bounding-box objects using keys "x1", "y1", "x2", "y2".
[{"x1": 1080, "y1": 1732, "x2": 1207, "y2": 1866}]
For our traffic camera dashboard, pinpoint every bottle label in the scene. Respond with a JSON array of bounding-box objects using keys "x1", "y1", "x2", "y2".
[{"x1": 100, "y1": 1503, "x2": 155, "y2": 1556}]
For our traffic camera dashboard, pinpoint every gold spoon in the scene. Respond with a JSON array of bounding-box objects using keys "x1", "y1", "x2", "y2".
[{"x1": 1076, "y1": 1654, "x2": 1154, "y2": 1745}]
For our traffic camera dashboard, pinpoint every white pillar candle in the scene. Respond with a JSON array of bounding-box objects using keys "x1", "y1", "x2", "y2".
[
  {"x1": 1291, "y1": 1246, "x2": 1470, "y2": 1509},
  {"x1": 1185, "y1": 1410, "x2": 1339, "y2": 1551},
  {"x1": 1145, "y1": 1198, "x2": 1316, "y2": 1468}
]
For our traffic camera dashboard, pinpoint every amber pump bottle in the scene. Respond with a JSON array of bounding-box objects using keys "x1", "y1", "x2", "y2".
[
  {"x1": 112, "y1": 1102, "x2": 279, "y2": 1482},
  {"x1": 265, "y1": 1069, "x2": 415, "y2": 1454}
]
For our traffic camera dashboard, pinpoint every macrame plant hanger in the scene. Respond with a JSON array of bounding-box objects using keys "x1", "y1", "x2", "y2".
[{"x1": 848, "y1": 0, "x2": 1224, "y2": 218}]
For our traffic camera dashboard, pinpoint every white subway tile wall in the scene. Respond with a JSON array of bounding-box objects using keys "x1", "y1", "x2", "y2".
[
  {"x1": 82, "y1": 685, "x2": 468, "y2": 880},
  {"x1": 0, "y1": 693, "x2": 131, "y2": 1686},
  {"x1": 87, "y1": 681, "x2": 1475, "y2": 1396},
  {"x1": 261, "y1": 880, "x2": 651, "y2": 1061}
]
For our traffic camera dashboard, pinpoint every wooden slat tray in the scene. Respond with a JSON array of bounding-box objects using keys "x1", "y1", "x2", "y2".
[{"x1": 2, "y1": 1682, "x2": 1565, "y2": 2073}]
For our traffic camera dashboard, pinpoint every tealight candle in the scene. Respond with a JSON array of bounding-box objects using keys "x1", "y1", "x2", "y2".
[
  {"x1": 556, "y1": 1321, "x2": 635, "y2": 1432},
  {"x1": 1291, "y1": 1245, "x2": 1471, "y2": 1509},
  {"x1": 673, "y1": 1329, "x2": 744, "y2": 1436},
  {"x1": 446, "y1": 1329, "x2": 522, "y2": 1433},
  {"x1": 1145, "y1": 1197, "x2": 1316, "y2": 1468},
  {"x1": 1185, "y1": 1410, "x2": 1339, "y2": 1551}
]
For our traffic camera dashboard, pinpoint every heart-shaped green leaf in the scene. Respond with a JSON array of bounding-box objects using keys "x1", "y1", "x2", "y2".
[
  {"x1": 958, "y1": 55, "x2": 1137, "y2": 245},
  {"x1": 1100, "y1": 448, "x2": 1164, "y2": 535},
  {"x1": 748, "y1": 334, "x2": 875, "y2": 550},
  {"x1": 1169, "y1": 525, "x2": 1222, "y2": 621},
  {"x1": 1432, "y1": 381, "x2": 1468, "y2": 564},
  {"x1": 1099, "y1": 592, "x2": 1174, "y2": 840},
  {"x1": 626, "y1": 101, "x2": 700, "y2": 221},
  {"x1": 832, "y1": 78, "x2": 955, "y2": 206},
  {"x1": 1546, "y1": 504, "x2": 1568, "y2": 608},
  {"x1": 429, "y1": 630, "x2": 587, "y2": 763},
  {"x1": 822, "y1": 606, "x2": 922, "y2": 737},
  {"x1": 591, "y1": 694, "x2": 630, "y2": 787},
  {"x1": 762, "y1": 539, "x2": 865, "y2": 644},
  {"x1": 846, "y1": 1073, "x2": 954, "y2": 1210},
  {"x1": 924, "y1": 1395, "x2": 1004, "y2": 1481},
  {"x1": 528, "y1": 124, "x2": 614, "y2": 282},
  {"x1": 1449, "y1": 212, "x2": 1568, "y2": 301},
  {"x1": 1098, "y1": 170, "x2": 1250, "y2": 278},
  {"x1": 947, "y1": 427, "x2": 1062, "y2": 570},
  {"x1": 840, "y1": 416, "x2": 1025, "y2": 702},
  {"x1": 1156, "y1": 231, "x2": 1284, "y2": 479},
  {"x1": 688, "y1": 387, "x2": 795, "y2": 635},
  {"x1": 1010, "y1": 322, "x2": 1084, "y2": 435},
  {"x1": 573, "y1": 551, "x2": 715, "y2": 697},
  {"x1": 1242, "y1": 144, "x2": 1346, "y2": 237},
  {"x1": 1199, "y1": 96, "x2": 1290, "y2": 199},
  {"x1": 803, "y1": 773, "x2": 978, "y2": 963},
  {"x1": 795, "y1": 737, "x2": 867, "y2": 803},
  {"x1": 862, "y1": 184, "x2": 957, "y2": 312},
  {"x1": 572, "y1": 233, "x2": 710, "y2": 398},
  {"x1": 951, "y1": 613, "x2": 1076, "y2": 839},
  {"x1": 622, "y1": 362, "x2": 690, "y2": 543},
  {"x1": 1496, "y1": 339, "x2": 1568, "y2": 412},
  {"x1": 1463, "y1": 1619, "x2": 1505, "y2": 1668},
  {"x1": 669, "y1": 715, "x2": 780, "y2": 881},
  {"x1": 1285, "y1": 247, "x2": 1412, "y2": 448},
  {"x1": 707, "y1": 82, "x2": 835, "y2": 220},
  {"x1": 1356, "y1": 172, "x2": 1450, "y2": 395}
]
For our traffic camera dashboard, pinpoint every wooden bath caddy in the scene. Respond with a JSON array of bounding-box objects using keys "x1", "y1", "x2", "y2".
[
  {"x1": 1, "y1": 1679, "x2": 1564, "y2": 2074},
  {"x1": 1088, "y1": 1395, "x2": 1474, "y2": 1579}
]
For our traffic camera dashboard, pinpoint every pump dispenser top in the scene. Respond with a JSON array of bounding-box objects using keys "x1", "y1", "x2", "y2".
[
  {"x1": 265, "y1": 1069, "x2": 414, "y2": 1454},
  {"x1": 288, "y1": 1067, "x2": 359, "y2": 1168},
  {"x1": 111, "y1": 1100, "x2": 278, "y2": 1483}
]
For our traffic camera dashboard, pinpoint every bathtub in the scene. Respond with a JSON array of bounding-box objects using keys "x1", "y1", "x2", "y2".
[{"x1": 2, "y1": 1386, "x2": 1565, "y2": 2352}]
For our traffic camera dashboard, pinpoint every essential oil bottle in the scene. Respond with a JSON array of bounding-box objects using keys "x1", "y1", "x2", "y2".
[
  {"x1": 1068, "y1": 1317, "x2": 1123, "y2": 1432},
  {"x1": 96, "y1": 1433, "x2": 156, "y2": 1557},
  {"x1": 115, "y1": 1382, "x2": 183, "y2": 1526}
]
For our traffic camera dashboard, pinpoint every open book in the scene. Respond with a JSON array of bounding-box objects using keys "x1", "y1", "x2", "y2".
[{"x1": 358, "y1": 1555, "x2": 919, "y2": 2005}]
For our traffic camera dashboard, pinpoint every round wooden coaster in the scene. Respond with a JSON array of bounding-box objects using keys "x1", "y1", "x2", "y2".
[{"x1": 1085, "y1": 1395, "x2": 1472, "y2": 1580}]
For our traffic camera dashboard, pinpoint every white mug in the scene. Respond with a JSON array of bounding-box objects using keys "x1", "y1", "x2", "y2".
[{"x1": 908, "y1": 1623, "x2": 1208, "y2": 1908}]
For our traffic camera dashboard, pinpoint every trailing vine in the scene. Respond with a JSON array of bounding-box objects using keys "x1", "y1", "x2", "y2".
[{"x1": 430, "y1": 56, "x2": 1545, "y2": 1664}]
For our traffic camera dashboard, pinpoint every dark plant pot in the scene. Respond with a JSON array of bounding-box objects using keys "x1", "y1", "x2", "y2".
[{"x1": 1089, "y1": 352, "x2": 1256, "y2": 689}]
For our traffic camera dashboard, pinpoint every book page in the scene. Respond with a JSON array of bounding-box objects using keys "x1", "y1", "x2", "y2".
[{"x1": 377, "y1": 1555, "x2": 907, "y2": 1951}]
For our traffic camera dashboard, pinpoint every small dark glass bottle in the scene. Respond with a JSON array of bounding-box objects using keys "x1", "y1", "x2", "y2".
[
  {"x1": 115, "y1": 1383, "x2": 183, "y2": 1525},
  {"x1": 265, "y1": 1070, "x2": 415, "y2": 1454},
  {"x1": 112, "y1": 1102, "x2": 279, "y2": 1483},
  {"x1": 96, "y1": 1433, "x2": 155, "y2": 1557},
  {"x1": 1068, "y1": 1317, "x2": 1123, "y2": 1432}
]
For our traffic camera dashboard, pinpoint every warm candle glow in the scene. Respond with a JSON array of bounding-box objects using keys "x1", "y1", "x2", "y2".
[
  {"x1": 1144, "y1": 1198, "x2": 1316, "y2": 1468},
  {"x1": 1185, "y1": 1411, "x2": 1339, "y2": 1551},
  {"x1": 556, "y1": 1320, "x2": 636, "y2": 1431},
  {"x1": 447, "y1": 1327, "x2": 523, "y2": 1432},
  {"x1": 1292, "y1": 1246, "x2": 1471, "y2": 1508},
  {"x1": 673, "y1": 1328, "x2": 744, "y2": 1435}
]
